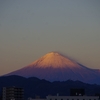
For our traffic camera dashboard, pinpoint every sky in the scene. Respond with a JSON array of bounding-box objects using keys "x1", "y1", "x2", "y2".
[{"x1": 0, "y1": 0, "x2": 100, "y2": 75}]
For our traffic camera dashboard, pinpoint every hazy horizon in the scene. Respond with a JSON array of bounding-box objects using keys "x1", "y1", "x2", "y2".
[{"x1": 0, "y1": 0, "x2": 100, "y2": 75}]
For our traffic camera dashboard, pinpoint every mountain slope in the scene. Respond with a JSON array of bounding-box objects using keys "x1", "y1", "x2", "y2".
[{"x1": 6, "y1": 52, "x2": 100, "y2": 84}]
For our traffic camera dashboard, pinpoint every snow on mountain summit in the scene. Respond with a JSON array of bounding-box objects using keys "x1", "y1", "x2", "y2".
[{"x1": 29, "y1": 52, "x2": 79, "y2": 68}]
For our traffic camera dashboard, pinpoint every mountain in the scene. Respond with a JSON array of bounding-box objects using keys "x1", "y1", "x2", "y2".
[
  {"x1": 0, "y1": 75, "x2": 100, "y2": 99},
  {"x1": 5, "y1": 52, "x2": 100, "y2": 84}
]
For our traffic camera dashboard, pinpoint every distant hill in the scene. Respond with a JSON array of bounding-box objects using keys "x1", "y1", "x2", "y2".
[
  {"x1": 5, "y1": 52, "x2": 100, "y2": 84},
  {"x1": 0, "y1": 75, "x2": 100, "y2": 99}
]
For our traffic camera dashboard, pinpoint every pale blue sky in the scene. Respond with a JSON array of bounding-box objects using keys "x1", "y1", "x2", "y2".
[{"x1": 0, "y1": 0, "x2": 100, "y2": 75}]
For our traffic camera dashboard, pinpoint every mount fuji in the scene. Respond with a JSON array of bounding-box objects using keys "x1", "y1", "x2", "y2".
[{"x1": 6, "y1": 52, "x2": 100, "y2": 84}]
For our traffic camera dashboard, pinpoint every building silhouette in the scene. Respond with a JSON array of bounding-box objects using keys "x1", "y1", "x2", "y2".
[{"x1": 2, "y1": 87, "x2": 24, "y2": 100}]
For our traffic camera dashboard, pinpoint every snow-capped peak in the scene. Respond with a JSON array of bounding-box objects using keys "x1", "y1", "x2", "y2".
[
  {"x1": 5, "y1": 51, "x2": 100, "y2": 84},
  {"x1": 29, "y1": 52, "x2": 79, "y2": 68}
]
